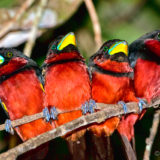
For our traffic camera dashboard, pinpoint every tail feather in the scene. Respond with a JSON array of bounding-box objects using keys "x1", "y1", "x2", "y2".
[
  {"x1": 67, "y1": 134, "x2": 87, "y2": 160},
  {"x1": 87, "y1": 132, "x2": 114, "y2": 160}
]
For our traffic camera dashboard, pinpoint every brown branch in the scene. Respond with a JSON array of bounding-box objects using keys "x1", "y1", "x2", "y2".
[
  {"x1": 0, "y1": 108, "x2": 80, "y2": 131},
  {"x1": 23, "y1": 0, "x2": 47, "y2": 57},
  {"x1": 0, "y1": 112, "x2": 43, "y2": 131},
  {"x1": 83, "y1": 0, "x2": 102, "y2": 48},
  {"x1": 0, "y1": 101, "x2": 159, "y2": 160},
  {"x1": 0, "y1": 105, "x2": 103, "y2": 132},
  {"x1": 143, "y1": 110, "x2": 160, "y2": 160},
  {"x1": 0, "y1": 100, "x2": 159, "y2": 132},
  {"x1": 0, "y1": 0, "x2": 35, "y2": 39}
]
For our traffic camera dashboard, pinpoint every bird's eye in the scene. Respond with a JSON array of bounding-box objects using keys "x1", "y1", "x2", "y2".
[
  {"x1": 51, "y1": 45, "x2": 56, "y2": 50},
  {"x1": 103, "y1": 47, "x2": 108, "y2": 52},
  {"x1": 157, "y1": 33, "x2": 160, "y2": 40},
  {"x1": 6, "y1": 52, "x2": 13, "y2": 58}
]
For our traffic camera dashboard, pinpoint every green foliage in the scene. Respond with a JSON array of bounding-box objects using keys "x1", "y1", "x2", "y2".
[
  {"x1": 95, "y1": 0, "x2": 160, "y2": 44},
  {"x1": 0, "y1": 0, "x2": 18, "y2": 8}
]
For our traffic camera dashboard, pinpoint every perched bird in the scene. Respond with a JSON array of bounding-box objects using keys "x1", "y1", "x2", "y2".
[
  {"x1": 42, "y1": 32, "x2": 91, "y2": 159},
  {"x1": 88, "y1": 39, "x2": 143, "y2": 159},
  {"x1": 43, "y1": 32, "x2": 91, "y2": 135},
  {"x1": 0, "y1": 48, "x2": 53, "y2": 141},
  {"x1": 129, "y1": 30, "x2": 160, "y2": 103},
  {"x1": 89, "y1": 39, "x2": 137, "y2": 136}
]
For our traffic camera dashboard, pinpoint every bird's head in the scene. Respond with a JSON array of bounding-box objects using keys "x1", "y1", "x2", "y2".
[
  {"x1": 129, "y1": 30, "x2": 160, "y2": 67},
  {"x1": 89, "y1": 39, "x2": 133, "y2": 73},
  {"x1": 0, "y1": 48, "x2": 37, "y2": 77},
  {"x1": 45, "y1": 32, "x2": 84, "y2": 64}
]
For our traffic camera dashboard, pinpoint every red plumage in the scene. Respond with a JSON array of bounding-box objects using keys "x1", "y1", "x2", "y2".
[
  {"x1": 45, "y1": 61, "x2": 91, "y2": 128},
  {"x1": 43, "y1": 33, "x2": 91, "y2": 140},
  {"x1": 128, "y1": 30, "x2": 160, "y2": 116},
  {"x1": 134, "y1": 59, "x2": 160, "y2": 102},
  {"x1": 129, "y1": 30, "x2": 160, "y2": 100},
  {"x1": 0, "y1": 49, "x2": 53, "y2": 141},
  {"x1": 119, "y1": 30, "x2": 160, "y2": 141},
  {"x1": 89, "y1": 40, "x2": 139, "y2": 141},
  {"x1": 129, "y1": 30, "x2": 160, "y2": 102}
]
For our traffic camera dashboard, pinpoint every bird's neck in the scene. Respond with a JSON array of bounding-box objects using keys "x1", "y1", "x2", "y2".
[
  {"x1": 45, "y1": 52, "x2": 84, "y2": 66},
  {"x1": 91, "y1": 63, "x2": 134, "y2": 78},
  {"x1": 0, "y1": 65, "x2": 37, "y2": 84}
]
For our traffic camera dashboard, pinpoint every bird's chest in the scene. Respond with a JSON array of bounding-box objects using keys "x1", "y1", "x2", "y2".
[
  {"x1": 44, "y1": 62, "x2": 91, "y2": 111},
  {"x1": 0, "y1": 70, "x2": 44, "y2": 120},
  {"x1": 134, "y1": 59, "x2": 160, "y2": 102},
  {"x1": 92, "y1": 72, "x2": 130, "y2": 103}
]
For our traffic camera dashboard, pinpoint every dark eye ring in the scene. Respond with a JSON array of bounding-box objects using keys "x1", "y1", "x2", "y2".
[
  {"x1": 103, "y1": 46, "x2": 108, "y2": 52},
  {"x1": 6, "y1": 52, "x2": 13, "y2": 58}
]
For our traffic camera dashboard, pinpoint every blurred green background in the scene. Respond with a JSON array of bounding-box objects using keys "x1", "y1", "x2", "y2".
[{"x1": 0, "y1": 0, "x2": 160, "y2": 159}]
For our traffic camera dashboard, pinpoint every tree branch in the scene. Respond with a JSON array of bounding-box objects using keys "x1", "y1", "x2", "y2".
[
  {"x1": 0, "y1": 100, "x2": 159, "y2": 160},
  {"x1": 0, "y1": 105, "x2": 108, "y2": 131},
  {"x1": 23, "y1": 0, "x2": 47, "y2": 57},
  {"x1": 83, "y1": 0, "x2": 102, "y2": 48},
  {"x1": 143, "y1": 110, "x2": 160, "y2": 160},
  {"x1": 0, "y1": 112, "x2": 43, "y2": 132},
  {"x1": 0, "y1": 100, "x2": 158, "y2": 132},
  {"x1": 0, "y1": 0, "x2": 35, "y2": 39}
]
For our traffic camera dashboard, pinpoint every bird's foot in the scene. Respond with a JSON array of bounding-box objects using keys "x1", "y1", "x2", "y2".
[
  {"x1": 50, "y1": 107, "x2": 58, "y2": 120},
  {"x1": 5, "y1": 119, "x2": 14, "y2": 135},
  {"x1": 81, "y1": 99, "x2": 97, "y2": 114},
  {"x1": 43, "y1": 107, "x2": 50, "y2": 122},
  {"x1": 88, "y1": 99, "x2": 97, "y2": 114},
  {"x1": 137, "y1": 98, "x2": 146, "y2": 112},
  {"x1": 118, "y1": 101, "x2": 127, "y2": 114},
  {"x1": 81, "y1": 101, "x2": 88, "y2": 115}
]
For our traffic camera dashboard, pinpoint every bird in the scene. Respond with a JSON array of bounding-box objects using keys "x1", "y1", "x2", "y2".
[
  {"x1": 88, "y1": 39, "x2": 142, "y2": 159},
  {"x1": 129, "y1": 30, "x2": 160, "y2": 103},
  {"x1": 0, "y1": 48, "x2": 53, "y2": 141},
  {"x1": 89, "y1": 39, "x2": 137, "y2": 136},
  {"x1": 42, "y1": 32, "x2": 91, "y2": 159},
  {"x1": 118, "y1": 30, "x2": 160, "y2": 158}
]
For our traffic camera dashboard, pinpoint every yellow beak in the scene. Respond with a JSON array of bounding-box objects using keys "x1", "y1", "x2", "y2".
[
  {"x1": 108, "y1": 41, "x2": 128, "y2": 56},
  {"x1": 57, "y1": 32, "x2": 76, "y2": 51}
]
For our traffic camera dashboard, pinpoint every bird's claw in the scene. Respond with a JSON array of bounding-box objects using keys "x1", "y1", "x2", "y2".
[
  {"x1": 118, "y1": 101, "x2": 127, "y2": 114},
  {"x1": 5, "y1": 119, "x2": 14, "y2": 135},
  {"x1": 81, "y1": 101, "x2": 88, "y2": 115},
  {"x1": 43, "y1": 107, "x2": 50, "y2": 122},
  {"x1": 137, "y1": 98, "x2": 146, "y2": 112},
  {"x1": 88, "y1": 99, "x2": 97, "y2": 113},
  {"x1": 81, "y1": 99, "x2": 97, "y2": 114},
  {"x1": 50, "y1": 107, "x2": 58, "y2": 120}
]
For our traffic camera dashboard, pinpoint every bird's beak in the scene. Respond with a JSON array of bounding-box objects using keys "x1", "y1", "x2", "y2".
[
  {"x1": 108, "y1": 41, "x2": 128, "y2": 56},
  {"x1": 57, "y1": 32, "x2": 76, "y2": 51}
]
